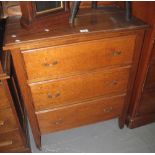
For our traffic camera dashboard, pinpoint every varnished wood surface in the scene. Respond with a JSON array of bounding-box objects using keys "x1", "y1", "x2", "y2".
[
  {"x1": 22, "y1": 35, "x2": 136, "y2": 82},
  {"x1": 150, "y1": 39, "x2": 155, "y2": 62},
  {"x1": 116, "y1": 2, "x2": 155, "y2": 25},
  {"x1": 3, "y1": 6, "x2": 147, "y2": 149},
  {"x1": 128, "y1": 113, "x2": 155, "y2": 129},
  {"x1": 145, "y1": 64, "x2": 155, "y2": 89},
  {"x1": 118, "y1": 29, "x2": 145, "y2": 128},
  {"x1": 0, "y1": 52, "x2": 10, "y2": 79},
  {"x1": 0, "y1": 108, "x2": 18, "y2": 133},
  {"x1": 31, "y1": 66, "x2": 130, "y2": 111},
  {"x1": 121, "y1": 2, "x2": 155, "y2": 128},
  {"x1": 132, "y1": 2, "x2": 155, "y2": 26},
  {"x1": 127, "y1": 29, "x2": 155, "y2": 124},
  {"x1": 11, "y1": 49, "x2": 41, "y2": 149},
  {"x1": 37, "y1": 94, "x2": 125, "y2": 134},
  {"x1": 3, "y1": 7, "x2": 147, "y2": 51},
  {"x1": 0, "y1": 129, "x2": 24, "y2": 152},
  {"x1": 0, "y1": 61, "x2": 9, "y2": 80},
  {"x1": 0, "y1": 51, "x2": 31, "y2": 152},
  {"x1": 137, "y1": 89, "x2": 155, "y2": 116},
  {"x1": 0, "y1": 81, "x2": 10, "y2": 110}
]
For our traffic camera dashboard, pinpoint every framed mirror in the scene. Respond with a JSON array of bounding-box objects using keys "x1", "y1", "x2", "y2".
[
  {"x1": 35, "y1": 1, "x2": 63, "y2": 14},
  {"x1": 20, "y1": 1, "x2": 69, "y2": 29}
]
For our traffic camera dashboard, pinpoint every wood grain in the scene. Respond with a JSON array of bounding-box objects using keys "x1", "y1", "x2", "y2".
[
  {"x1": 0, "y1": 108, "x2": 18, "y2": 133},
  {"x1": 128, "y1": 113, "x2": 155, "y2": 129},
  {"x1": 37, "y1": 94, "x2": 125, "y2": 134},
  {"x1": 150, "y1": 39, "x2": 155, "y2": 63},
  {"x1": 137, "y1": 89, "x2": 155, "y2": 116},
  {"x1": 3, "y1": 7, "x2": 147, "y2": 148},
  {"x1": 11, "y1": 49, "x2": 41, "y2": 149},
  {"x1": 0, "y1": 130, "x2": 23, "y2": 152},
  {"x1": 121, "y1": 2, "x2": 155, "y2": 128},
  {"x1": 0, "y1": 47, "x2": 30, "y2": 151},
  {"x1": 3, "y1": 8, "x2": 147, "y2": 51},
  {"x1": 0, "y1": 81, "x2": 10, "y2": 110},
  {"x1": 145, "y1": 64, "x2": 155, "y2": 89},
  {"x1": 22, "y1": 35, "x2": 136, "y2": 82},
  {"x1": 31, "y1": 66, "x2": 130, "y2": 111}
]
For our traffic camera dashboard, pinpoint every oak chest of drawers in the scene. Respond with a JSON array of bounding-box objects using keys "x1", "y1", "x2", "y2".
[
  {"x1": 0, "y1": 51, "x2": 30, "y2": 152},
  {"x1": 3, "y1": 8, "x2": 147, "y2": 149}
]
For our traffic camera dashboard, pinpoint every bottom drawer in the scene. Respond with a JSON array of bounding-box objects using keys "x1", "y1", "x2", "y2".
[
  {"x1": 0, "y1": 108, "x2": 18, "y2": 133},
  {"x1": 0, "y1": 130, "x2": 24, "y2": 152},
  {"x1": 37, "y1": 94, "x2": 125, "y2": 134}
]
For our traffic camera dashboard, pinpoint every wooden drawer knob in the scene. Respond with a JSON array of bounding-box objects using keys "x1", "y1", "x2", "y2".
[
  {"x1": 43, "y1": 60, "x2": 58, "y2": 67},
  {"x1": 0, "y1": 120, "x2": 4, "y2": 126},
  {"x1": 0, "y1": 140, "x2": 13, "y2": 147},
  {"x1": 112, "y1": 51, "x2": 122, "y2": 56},
  {"x1": 104, "y1": 107, "x2": 113, "y2": 113},
  {"x1": 47, "y1": 92, "x2": 61, "y2": 99}
]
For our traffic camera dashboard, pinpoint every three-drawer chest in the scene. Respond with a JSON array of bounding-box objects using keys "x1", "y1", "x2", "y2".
[{"x1": 3, "y1": 8, "x2": 147, "y2": 149}]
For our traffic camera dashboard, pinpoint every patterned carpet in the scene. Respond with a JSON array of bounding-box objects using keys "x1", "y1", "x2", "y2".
[{"x1": 29, "y1": 119, "x2": 155, "y2": 153}]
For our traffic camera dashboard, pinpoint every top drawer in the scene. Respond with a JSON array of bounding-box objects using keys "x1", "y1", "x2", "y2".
[{"x1": 22, "y1": 35, "x2": 136, "y2": 82}]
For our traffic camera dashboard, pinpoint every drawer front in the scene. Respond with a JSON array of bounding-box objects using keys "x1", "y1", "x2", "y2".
[
  {"x1": 31, "y1": 67, "x2": 130, "y2": 111},
  {"x1": 137, "y1": 90, "x2": 155, "y2": 116},
  {"x1": 0, "y1": 130, "x2": 24, "y2": 152},
  {"x1": 0, "y1": 81, "x2": 10, "y2": 110},
  {"x1": 23, "y1": 35, "x2": 136, "y2": 82},
  {"x1": 145, "y1": 64, "x2": 155, "y2": 89},
  {"x1": 0, "y1": 108, "x2": 18, "y2": 134},
  {"x1": 37, "y1": 94, "x2": 125, "y2": 134}
]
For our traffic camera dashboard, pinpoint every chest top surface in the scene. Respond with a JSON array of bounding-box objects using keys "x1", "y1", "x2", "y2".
[{"x1": 3, "y1": 7, "x2": 148, "y2": 51}]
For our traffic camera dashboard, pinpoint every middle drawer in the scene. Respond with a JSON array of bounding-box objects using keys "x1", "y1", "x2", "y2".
[{"x1": 30, "y1": 66, "x2": 130, "y2": 111}]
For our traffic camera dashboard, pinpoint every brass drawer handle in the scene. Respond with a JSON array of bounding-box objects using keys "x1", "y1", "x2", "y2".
[
  {"x1": 47, "y1": 93, "x2": 52, "y2": 98},
  {"x1": 104, "y1": 107, "x2": 113, "y2": 113},
  {"x1": 55, "y1": 92, "x2": 61, "y2": 98},
  {"x1": 0, "y1": 120, "x2": 5, "y2": 126},
  {"x1": 0, "y1": 80, "x2": 2, "y2": 85},
  {"x1": 111, "y1": 80, "x2": 118, "y2": 85},
  {"x1": 0, "y1": 140, "x2": 13, "y2": 147},
  {"x1": 47, "y1": 92, "x2": 61, "y2": 99},
  {"x1": 104, "y1": 80, "x2": 118, "y2": 86},
  {"x1": 43, "y1": 60, "x2": 58, "y2": 67},
  {"x1": 53, "y1": 119, "x2": 64, "y2": 125},
  {"x1": 112, "y1": 51, "x2": 122, "y2": 56}
]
